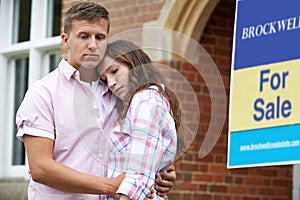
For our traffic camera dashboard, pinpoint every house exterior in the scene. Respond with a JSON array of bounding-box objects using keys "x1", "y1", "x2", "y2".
[{"x1": 0, "y1": 0, "x2": 295, "y2": 199}]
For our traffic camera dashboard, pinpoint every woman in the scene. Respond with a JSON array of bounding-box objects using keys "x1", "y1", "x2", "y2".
[{"x1": 99, "y1": 40, "x2": 181, "y2": 200}]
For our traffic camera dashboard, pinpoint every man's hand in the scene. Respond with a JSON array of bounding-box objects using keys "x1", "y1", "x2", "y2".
[
  {"x1": 146, "y1": 189, "x2": 155, "y2": 199},
  {"x1": 154, "y1": 165, "x2": 176, "y2": 197},
  {"x1": 119, "y1": 194, "x2": 130, "y2": 200}
]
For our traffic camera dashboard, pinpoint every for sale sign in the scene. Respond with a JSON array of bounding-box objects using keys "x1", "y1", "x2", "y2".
[{"x1": 228, "y1": 0, "x2": 300, "y2": 168}]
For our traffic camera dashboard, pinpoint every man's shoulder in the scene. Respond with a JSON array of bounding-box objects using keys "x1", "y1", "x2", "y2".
[
  {"x1": 32, "y1": 69, "x2": 60, "y2": 88},
  {"x1": 33, "y1": 59, "x2": 75, "y2": 87}
]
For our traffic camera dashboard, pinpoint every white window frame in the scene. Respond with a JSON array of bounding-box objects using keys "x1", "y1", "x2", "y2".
[{"x1": 0, "y1": 0, "x2": 61, "y2": 179}]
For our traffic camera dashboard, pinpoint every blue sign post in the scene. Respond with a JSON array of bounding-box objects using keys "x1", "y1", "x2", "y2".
[{"x1": 228, "y1": 0, "x2": 300, "y2": 168}]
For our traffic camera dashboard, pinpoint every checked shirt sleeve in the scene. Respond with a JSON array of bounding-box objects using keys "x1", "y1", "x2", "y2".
[{"x1": 116, "y1": 89, "x2": 174, "y2": 200}]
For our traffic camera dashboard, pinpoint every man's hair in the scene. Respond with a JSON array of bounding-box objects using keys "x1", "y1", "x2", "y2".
[{"x1": 64, "y1": 2, "x2": 110, "y2": 34}]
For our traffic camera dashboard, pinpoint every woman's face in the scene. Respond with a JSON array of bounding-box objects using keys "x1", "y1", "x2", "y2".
[{"x1": 99, "y1": 55, "x2": 130, "y2": 100}]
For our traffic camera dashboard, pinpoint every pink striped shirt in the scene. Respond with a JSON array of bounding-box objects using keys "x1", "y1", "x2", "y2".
[
  {"x1": 104, "y1": 87, "x2": 177, "y2": 200},
  {"x1": 16, "y1": 59, "x2": 116, "y2": 200}
]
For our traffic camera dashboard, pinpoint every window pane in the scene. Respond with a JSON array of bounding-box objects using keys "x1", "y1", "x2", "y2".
[
  {"x1": 49, "y1": 51, "x2": 60, "y2": 72},
  {"x1": 47, "y1": 0, "x2": 62, "y2": 37},
  {"x1": 12, "y1": 58, "x2": 29, "y2": 165},
  {"x1": 13, "y1": 0, "x2": 32, "y2": 43}
]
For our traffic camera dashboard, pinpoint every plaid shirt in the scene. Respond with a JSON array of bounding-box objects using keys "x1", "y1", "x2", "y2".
[{"x1": 104, "y1": 87, "x2": 177, "y2": 200}]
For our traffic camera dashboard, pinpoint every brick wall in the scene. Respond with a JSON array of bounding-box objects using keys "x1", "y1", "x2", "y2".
[
  {"x1": 62, "y1": 0, "x2": 163, "y2": 35},
  {"x1": 60, "y1": 0, "x2": 293, "y2": 199},
  {"x1": 61, "y1": 0, "x2": 164, "y2": 57}
]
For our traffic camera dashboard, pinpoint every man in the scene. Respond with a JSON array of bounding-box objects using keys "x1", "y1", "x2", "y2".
[{"x1": 16, "y1": 2, "x2": 175, "y2": 199}]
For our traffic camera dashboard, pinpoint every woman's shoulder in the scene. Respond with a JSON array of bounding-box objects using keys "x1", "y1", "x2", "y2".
[
  {"x1": 130, "y1": 85, "x2": 168, "y2": 109},
  {"x1": 133, "y1": 85, "x2": 162, "y2": 100}
]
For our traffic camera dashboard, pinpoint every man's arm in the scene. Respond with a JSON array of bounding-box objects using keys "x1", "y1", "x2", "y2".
[
  {"x1": 146, "y1": 165, "x2": 176, "y2": 199},
  {"x1": 23, "y1": 135, "x2": 124, "y2": 197}
]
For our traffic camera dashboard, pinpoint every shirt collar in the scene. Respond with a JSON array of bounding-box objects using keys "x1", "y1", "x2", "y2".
[
  {"x1": 58, "y1": 58, "x2": 110, "y2": 96},
  {"x1": 59, "y1": 58, "x2": 78, "y2": 80},
  {"x1": 99, "y1": 79, "x2": 110, "y2": 96}
]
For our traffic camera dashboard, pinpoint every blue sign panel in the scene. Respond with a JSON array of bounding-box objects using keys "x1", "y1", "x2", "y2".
[{"x1": 234, "y1": 0, "x2": 300, "y2": 70}]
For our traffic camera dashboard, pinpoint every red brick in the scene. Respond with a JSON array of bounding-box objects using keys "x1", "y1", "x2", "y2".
[
  {"x1": 228, "y1": 186, "x2": 248, "y2": 194},
  {"x1": 175, "y1": 182, "x2": 198, "y2": 191},
  {"x1": 244, "y1": 177, "x2": 262, "y2": 185},
  {"x1": 194, "y1": 174, "x2": 213, "y2": 182}
]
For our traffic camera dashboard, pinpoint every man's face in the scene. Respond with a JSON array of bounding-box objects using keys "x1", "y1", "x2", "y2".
[{"x1": 62, "y1": 19, "x2": 108, "y2": 70}]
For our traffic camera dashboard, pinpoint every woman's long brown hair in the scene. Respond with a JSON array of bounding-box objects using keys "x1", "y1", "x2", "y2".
[{"x1": 103, "y1": 40, "x2": 182, "y2": 133}]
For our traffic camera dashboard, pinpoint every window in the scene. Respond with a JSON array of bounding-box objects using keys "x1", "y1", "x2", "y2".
[
  {"x1": 47, "y1": 0, "x2": 62, "y2": 37},
  {"x1": 13, "y1": 0, "x2": 31, "y2": 43},
  {"x1": 0, "y1": 0, "x2": 62, "y2": 178},
  {"x1": 49, "y1": 51, "x2": 61, "y2": 71},
  {"x1": 12, "y1": 58, "x2": 29, "y2": 165}
]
